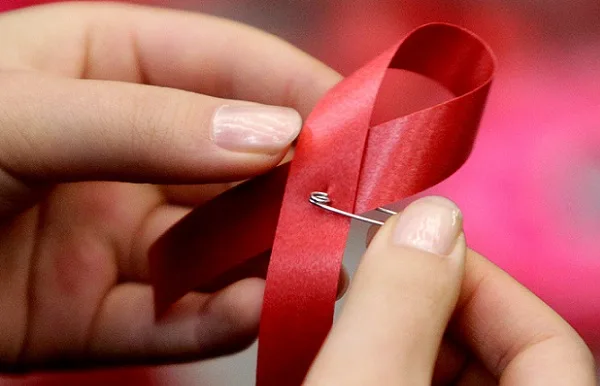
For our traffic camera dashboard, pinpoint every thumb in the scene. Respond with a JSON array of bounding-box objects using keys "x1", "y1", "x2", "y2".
[
  {"x1": 0, "y1": 73, "x2": 300, "y2": 210},
  {"x1": 305, "y1": 196, "x2": 466, "y2": 386}
]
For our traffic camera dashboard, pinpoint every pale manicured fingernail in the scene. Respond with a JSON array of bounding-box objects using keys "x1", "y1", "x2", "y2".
[
  {"x1": 211, "y1": 105, "x2": 302, "y2": 154},
  {"x1": 392, "y1": 196, "x2": 462, "y2": 255}
]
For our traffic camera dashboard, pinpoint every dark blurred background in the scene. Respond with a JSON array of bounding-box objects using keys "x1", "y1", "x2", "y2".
[{"x1": 1, "y1": 0, "x2": 599, "y2": 384}]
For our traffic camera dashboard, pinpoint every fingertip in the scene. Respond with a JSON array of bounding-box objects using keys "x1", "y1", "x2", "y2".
[
  {"x1": 205, "y1": 278, "x2": 266, "y2": 334},
  {"x1": 389, "y1": 195, "x2": 463, "y2": 256},
  {"x1": 210, "y1": 104, "x2": 302, "y2": 156},
  {"x1": 87, "y1": 281, "x2": 266, "y2": 367},
  {"x1": 194, "y1": 278, "x2": 265, "y2": 356}
]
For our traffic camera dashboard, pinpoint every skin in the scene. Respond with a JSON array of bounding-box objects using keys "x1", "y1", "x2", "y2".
[
  {"x1": 0, "y1": 2, "x2": 596, "y2": 384},
  {"x1": 0, "y1": 2, "x2": 341, "y2": 370},
  {"x1": 307, "y1": 217, "x2": 598, "y2": 385}
]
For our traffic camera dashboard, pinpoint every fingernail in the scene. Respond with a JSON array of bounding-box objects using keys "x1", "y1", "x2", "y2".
[
  {"x1": 392, "y1": 196, "x2": 462, "y2": 255},
  {"x1": 212, "y1": 105, "x2": 302, "y2": 154}
]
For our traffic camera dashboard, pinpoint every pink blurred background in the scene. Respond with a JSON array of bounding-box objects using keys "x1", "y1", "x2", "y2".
[{"x1": 1, "y1": 0, "x2": 599, "y2": 384}]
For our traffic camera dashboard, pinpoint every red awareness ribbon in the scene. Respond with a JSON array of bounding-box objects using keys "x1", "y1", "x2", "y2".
[{"x1": 149, "y1": 23, "x2": 495, "y2": 386}]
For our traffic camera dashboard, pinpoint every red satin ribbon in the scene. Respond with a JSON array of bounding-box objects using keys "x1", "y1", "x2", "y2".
[{"x1": 149, "y1": 23, "x2": 495, "y2": 386}]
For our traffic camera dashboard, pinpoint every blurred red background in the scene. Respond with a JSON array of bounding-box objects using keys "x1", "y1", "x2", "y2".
[{"x1": 1, "y1": 1, "x2": 599, "y2": 384}]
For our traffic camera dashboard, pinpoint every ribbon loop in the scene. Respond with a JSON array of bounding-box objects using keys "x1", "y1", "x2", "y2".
[{"x1": 149, "y1": 22, "x2": 495, "y2": 386}]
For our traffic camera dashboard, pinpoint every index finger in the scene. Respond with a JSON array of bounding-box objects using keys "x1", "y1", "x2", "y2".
[
  {"x1": 0, "y1": 2, "x2": 341, "y2": 117},
  {"x1": 454, "y1": 249, "x2": 597, "y2": 385}
]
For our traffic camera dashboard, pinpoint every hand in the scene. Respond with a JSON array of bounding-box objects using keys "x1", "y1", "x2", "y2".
[
  {"x1": 0, "y1": 2, "x2": 340, "y2": 371},
  {"x1": 305, "y1": 196, "x2": 598, "y2": 385}
]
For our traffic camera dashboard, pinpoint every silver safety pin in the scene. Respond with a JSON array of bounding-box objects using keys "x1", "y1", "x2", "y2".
[{"x1": 309, "y1": 192, "x2": 397, "y2": 226}]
